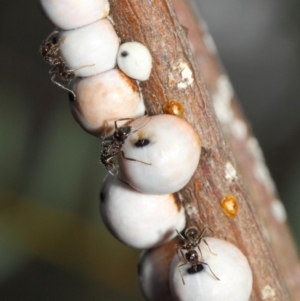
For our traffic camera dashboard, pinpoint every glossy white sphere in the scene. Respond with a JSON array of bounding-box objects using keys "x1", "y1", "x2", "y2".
[
  {"x1": 58, "y1": 19, "x2": 119, "y2": 77},
  {"x1": 118, "y1": 114, "x2": 201, "y2": 194},
  {"x1": 138, "y1": 240, "x2": 177, "y2": 301},
  {"x1": 100, "y1": 173, "x2": 186, "y2": 249},
  {"x1": 170, "y1": 237, "x2": 253, "y2": 301},
  {"x1": 39, "y1": 0, "x2": 109, "y2": 30},
  {"x1": 69, "y1": 69, "x2": 145, "y2": 136},
  {"x1": 117, "y1": 42, "x2": 152, "y2": 81}
]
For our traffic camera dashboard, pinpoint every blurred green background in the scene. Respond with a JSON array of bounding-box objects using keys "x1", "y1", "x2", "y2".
[{"x1": 0, "y1": 0, "x2": 299, "y2": 300}]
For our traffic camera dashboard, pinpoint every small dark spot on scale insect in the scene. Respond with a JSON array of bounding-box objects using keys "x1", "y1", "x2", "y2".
[
  {"x1": 52, "y1": 36, "x2": 58, "y2": 44},
  {"x1": 135, "y1": 139, "x2": 150, "y2": 147},
  {"x1": 100, "y1": 117, "x2": 152, "y2": 174},
  {"x1": 100, "y1": 191, "x2": 105, "y2": 203},
  {"x1": 121, "y1": 51, "x2": 129, "y2": 57},
  {"x1": 68, "y1": 91, "x2": 75, "y2": 102},
  {"x1": 176, "y1": 226, "x2": 220, "y2": 284}
]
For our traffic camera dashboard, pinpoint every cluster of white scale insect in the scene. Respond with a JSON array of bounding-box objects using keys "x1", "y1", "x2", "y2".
[{"x1": 39, "y1": 1, "x2": 252, "y2": 300}]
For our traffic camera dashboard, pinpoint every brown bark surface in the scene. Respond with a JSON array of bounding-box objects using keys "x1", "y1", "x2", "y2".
[
  {"x1": 109, "y1": 0, "x2": 297, "y2": 300},
  {"x1": 172, "y1": 1, "x2": 300, "y2": 300}
]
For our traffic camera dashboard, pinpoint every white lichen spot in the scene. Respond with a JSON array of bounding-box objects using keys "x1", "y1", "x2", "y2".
[
  {"x1": 213, "y1": 75, "x2": 248, "y2": 140},
  {"x1": 261, "y1": 285, "x2": 276, "y2": 300},
  {"x1": 247, "y1": 137, "x2": 264, "y2": 161},
  {"x1": 200, "y1": 19, "x2": 208, "y2": 32},
  {"x1": 177, "y1": 192, "x2": 184, "y2": 203},
  {"x1": 184, "y1": 203, "x2": 198, "y2": 218},
  {"x1": 253, "y1": 161, "x2": 276, "y2": 194},
  {"x1": 169, "y1": 61, "x2": 194, "y2": 90},
  {"x1": 203, "y1": 32, "x2": 217, "y2": 54},
  {"x1": 247, "y1": 137, "x2": 276, "y2": 194},
  {"x1": 271, "y1": 199, "x2": 287, "y2": 223},
  {"x1": 212, "y1": 75, "x2": 234, "y2": 123},
  {"x1": 261, "y1": 223, "x2": 271, "y2": 243},
  {"x1": 177, "y1": 64, "x2": 194, "y2": 89},
  {"x1": 230, "y1": 118, "x2": 248, "y2": 140},
  {"x1": 225, "y1": 162, "x2": 237, "y2": 182}
]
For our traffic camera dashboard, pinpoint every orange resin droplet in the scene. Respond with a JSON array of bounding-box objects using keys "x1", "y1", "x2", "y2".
[
  {"x1": 221, "y1": 195, "x2": 238, "y2": 218},
  {"x1": 163, "y1": 99, "x2": 184, "y2": 118}
]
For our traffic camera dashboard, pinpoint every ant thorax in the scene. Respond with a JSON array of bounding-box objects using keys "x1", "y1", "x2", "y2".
[
  {"x1": 113, "y1": 125, "x2": 132, "y2": 142},
  {"x1": 185, "y1": 249, "x2": 199, "y2": 264}
]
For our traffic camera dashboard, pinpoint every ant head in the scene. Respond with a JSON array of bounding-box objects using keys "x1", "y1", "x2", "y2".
[
  {"x1": 184, "y1": 226, "x2": 199, "y2": 240},
  {"x1": 42, "y1": 42, "x2": 51, "y2": 52},
  {"x1": 114, "y1": 125, "x2": 132, "y2": 140}
]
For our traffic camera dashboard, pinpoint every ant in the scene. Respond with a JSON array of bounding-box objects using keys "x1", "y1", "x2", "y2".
[
  {"x1": 175, "y1": 226, "x2": 220, "y2": 285},
  {"x1": 100, "y1": 117, "x2": 152, "y2": 174},
  {"x1": 39, "y1": 31, "x2": 93, "y2": 99}
]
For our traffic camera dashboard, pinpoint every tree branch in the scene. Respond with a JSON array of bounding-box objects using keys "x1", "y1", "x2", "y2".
[{"x1": 109, "y1": 0, "x2": 295, "y2": 299}]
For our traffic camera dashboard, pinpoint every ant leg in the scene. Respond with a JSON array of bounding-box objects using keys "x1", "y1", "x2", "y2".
[
  {"x1": 108, "y1": 169, "x2": 115, "y2": 176},
  {"x1": 45, "y1": 30, "x2": 59, "y2": 42},
  {"x1": 49, "y1": 65, "x2": 59, "y2": 74},
  {"x1": 194, "y1": 228, "x2": 206, "y2": 259},
  {"x1": 199, "y1": 261, "x2": 220, "y2": 281},
  {"x1": 203, "y1": 238, "x2": 217, "y2": 256},
  {"x1": 175, "y1": 245, "x2": 185, "y2": 262},
  {"x1": 68, "y1": 63, "x2": 95, "y2": 74},
  {"x1": 206, "y1": 226, "x2": 214, "y2": 234},
  {"x1": 196, "y1": 226, "x2": 214, "y2": 245},
  {"x1": 175, "y1": 246, "x2": 181, "y2": 260},
  {"x1": 115, "y1": 116, "x2": 153, "y2": 134},
  {"x1": 101, "y1": 120, "x2": 109, "y2": 140},
  {"x1": 196, "y1": 226, "x2": 215, "y2": 258},
  {"x1": 177, "y1": 266, "x2": 186, "y2": 285},
  {"x1": 55, "y1": 36, "x2": 66, "y2": 48},
  {"x1": 197, "y1": 245, "x2": 204, "y2": 261},
  {"x1": 117, "y1": 176, "x2": 131, "y2": 186},
  {"x1": 121, "y1": 151, "x2": 151, "y2": 166},
  {"x1": 179, "y1": 249, "x2": 186, "y2": 262},
  {"x1": 51, "y1": 74, "x2": 76, "y2": 100},
  {"x1": 105, "y1": 157, "x2": 117, "y2": 171},
  {"x1": 114, "y1": 118, "x2": 135, "y2": 130},
  {"x1": 52, "y1": 36, "x2": 67, "y2": 56},
  {"x1": 176, "y1": 229, "x2": 186, "y2": 241},
  {"x1": 130, "y1": 116, "x2": 153, "y2": 134},
  {"x1": 177, "y1": 261, "x2": 190, "y2": 285}
]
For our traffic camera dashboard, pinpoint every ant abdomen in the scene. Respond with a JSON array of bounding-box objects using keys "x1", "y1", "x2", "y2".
[{"x1": 187, "y1": 264, "x2": 204, "y2": 274}]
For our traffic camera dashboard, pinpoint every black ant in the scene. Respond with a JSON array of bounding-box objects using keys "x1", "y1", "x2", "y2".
[
  {"x1": 175, "y1": 226, "x2": 220, "y2": 284},
  {"x1": 100, "y1": 117, "x2": 152, "y2": 174},
  {"x1": 39, "y1": 31, "x2": 93, "y2": 99}
]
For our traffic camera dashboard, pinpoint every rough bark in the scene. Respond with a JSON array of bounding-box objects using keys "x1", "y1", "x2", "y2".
[
  {"x1": 109, "y1": 0, "x2": 296, "y2": 300},
  {"x1": 172, "y1": 1, "x2": 300, "y2": 300}
]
